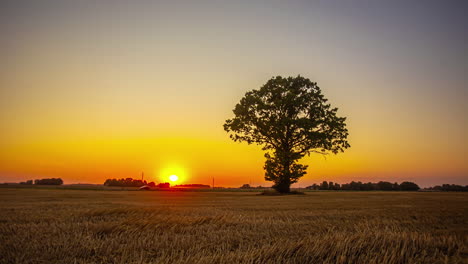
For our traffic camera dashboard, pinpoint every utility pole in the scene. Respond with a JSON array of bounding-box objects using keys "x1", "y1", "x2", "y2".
[
  {"x1": 212, "y1": 177, "x2": 214, "y2": 189},
  {"x1": 141, "y1": 172, "x2": 144, "y2": 181}
]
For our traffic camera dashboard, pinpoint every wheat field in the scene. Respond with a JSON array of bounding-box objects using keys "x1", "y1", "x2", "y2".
[{"x1": 0, "y1": 188, "x2": 467, "y2": 264}]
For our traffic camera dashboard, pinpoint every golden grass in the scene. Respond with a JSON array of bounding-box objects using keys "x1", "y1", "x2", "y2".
[{"x1": 0, "y1": 189, "x2": 467, "y2": 263}]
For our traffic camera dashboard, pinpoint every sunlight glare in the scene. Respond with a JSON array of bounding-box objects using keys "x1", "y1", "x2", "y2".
[{"x1": 169, "y1": 175, "x2": 178, "y2": 182}]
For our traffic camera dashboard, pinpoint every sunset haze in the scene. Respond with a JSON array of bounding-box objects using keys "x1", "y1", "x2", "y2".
[{"x1": 1, "y1": 0, "x2": 467, "y2": 187}]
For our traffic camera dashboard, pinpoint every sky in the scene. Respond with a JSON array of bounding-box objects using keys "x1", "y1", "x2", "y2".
[{"x1": 0, "y1": 0, "x2": 467, "y2": 187}]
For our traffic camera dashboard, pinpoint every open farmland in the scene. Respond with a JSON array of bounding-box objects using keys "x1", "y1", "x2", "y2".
[{"x1": 0, "y1": 188, "x2": 467, "y2": 264}]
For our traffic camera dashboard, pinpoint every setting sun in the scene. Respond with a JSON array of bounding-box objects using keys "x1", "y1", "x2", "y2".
[
  {"x1": 169, "y1": 175, "x2": 178, "y2": 182},
  {"x1": 159, "y1": 165, "x2": 187, "y2": 184}
]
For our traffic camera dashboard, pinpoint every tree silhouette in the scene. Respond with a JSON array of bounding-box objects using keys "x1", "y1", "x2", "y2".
[
  {"x1": 103, "y1": 178, "x2": 146, "y2": 187},
  {"x1": 34, "y1": 178, "x2": 63, "y2": 185},
  {"x1": 320, "y1": 181, "x2": 329, "y2": 190},
  {"x1": 224, "y1": 76, "x2": 350, "y2": 193},
  {"x1": 399, "y1": 181, "x2": 420, "y2": 191},
  {"x1": 307, "y1": 181, "x2": 421, "y2": 191}
]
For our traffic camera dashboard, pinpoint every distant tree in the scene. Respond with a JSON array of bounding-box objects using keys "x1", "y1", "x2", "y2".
[
  {"x1": 157, "y1": 182, "x2": 170, "y2": 188},
  {"x1": 444, "y1": 184, "x2": 465, "y2": 191},
  {"x1": 224, "y1": 76, "x2": 350, "y2": 193},
  {"x1": 240, "y1": 184, "x2": 251, "y2": 189},
  {"x1": 399, "y1": 181, "x2": 420, "y2": 191},
  {"x1": 329, "y1": 181, "x2": 336, "y2": 190},
  {"x1": 306, "y1": 180, "x2": 426, "y2": 191},
  {"x1": 125, "y1": 178, "x2": 133, "y2": 186},
  {"x1": 427, "y1": 184, "x2": 468, "y2": 192},
  {"x1": 20, "y1": 180, "x2": 33, "y2": 185},
  {"x1": 334, "y1": 183, "x2": 341, "y2": 190},
  {"x1": 377, "y1": 181, "x2": 393, "y2": 191},
  {"x1": 104, "y1": 178, "x2": 146, "y2": 187},
  {"x1": 174, "y1": 184, "x2": 210, "y2": 188},
  {"x1": 362, "y1": 182, "x2": 374, "y2": 191},
  {"x1": 305, "y1": 183, "x2": 319, "y2": 190},
  {"x1": 34, "y1": 178, "x2": 63, "y2": 185},
  {"x1": 345, "y1": 181, "x2": 364, "y2": 191},
  {"x1": 320, "y1": 181, "x2": 329, "y2": 190},
  {"x1": 350, "y1": 181, "x2": 360, "y2": 190},
  {"x1": 147, "y1": 182, "x2": 156, "y2": 187}
]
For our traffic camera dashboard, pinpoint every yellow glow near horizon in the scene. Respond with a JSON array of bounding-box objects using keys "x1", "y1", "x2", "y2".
[
  {"x1": 0, "y1": 1, "x2": 466, "y2": 188},
  {"x1": 159, "y1": 165, "x2": 188, "y2": 184}
]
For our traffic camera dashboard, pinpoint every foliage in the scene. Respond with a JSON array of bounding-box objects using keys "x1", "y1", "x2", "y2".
[
  {"x1": 103, "y1": 178, "x2": 147, "y2": 187},
  {"x1": 19, "y1": 180, "x2": 33, "y2": 185},
  {"x1": 306, "y1": 181, "x2": 420, "y2": 191},
  {"x1": 103, "y1": 178, "x2": 175, "y2": 188},
  {"x1": 399, "y1": 181, "x2": 420, "y2": 191},
  {"x1": 224, "y1": 76, "x2": 350, "y2": 192},
  {"x1": 157, "y1": 182, "x2": 171, "y2": 188},
  {"x1": 174, "y1": 184, "x2": 210, "y2": 188},
  {"x1": 426, "y1": 184, "x2": 468, "y2": 192},
  {"x1": 34, "y1": 178, "x2": 63, "y2": 185}
]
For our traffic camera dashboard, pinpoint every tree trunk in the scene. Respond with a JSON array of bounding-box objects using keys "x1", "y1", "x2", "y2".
[
  {"x1": 274, "y1": 159, "x2": 291, "y2": 193},
  {"x1": 274, "y1": 181, "x2": 291, "y2": 193}
]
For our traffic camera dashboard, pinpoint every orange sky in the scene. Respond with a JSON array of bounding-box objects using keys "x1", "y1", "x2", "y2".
[{"x1": 1, "y1": 1, "x2": 467, "y2": 187}]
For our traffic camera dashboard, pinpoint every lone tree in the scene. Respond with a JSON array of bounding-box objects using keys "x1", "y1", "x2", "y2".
[{"x1": 224, "y1": 76, "x2": 350, "y2": 193}]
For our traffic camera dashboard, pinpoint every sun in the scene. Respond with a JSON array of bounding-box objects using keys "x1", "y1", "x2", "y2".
[
  {"x1": 169, "y1": 175, "x2": 179, "y2": 182},
  {"x1": 159, "y1": 165, "x2": 186, "y2": 183}
]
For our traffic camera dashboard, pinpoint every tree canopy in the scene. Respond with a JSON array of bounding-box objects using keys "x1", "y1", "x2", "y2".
[
  {"x1": 224, "y1": 75, "x2": 350, "y2": 193},
  {"x1": 34, "y1": 178, "x2": 63, "y2": 185}
]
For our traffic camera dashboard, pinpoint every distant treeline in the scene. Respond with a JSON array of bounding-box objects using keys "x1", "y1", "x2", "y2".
[
  {"x1": 174, "y1": 184, "x2": 210, "y2": 188},
  {"x1": 239, "y1": 184, "x2": 270, "y2": 189},
  {"x1": 19, "y1": 178, "x2": 63, "y2": 185},
  {"x1": 103, "y1": 178, "x2": 214, "y2": 188},
  {"x1": 104, "y1": 178, "x2": 149, "y2": 187},
  {"x1": 11, "y1": 177, "x2": 468, "y2": 192},
  {"x1": 425, "y1": 184, "x2": 468, "y2": 192},
  {"x1": 103, "y1": 178, "x2": 171, "y2": 188},
  {"x1": 306, "y1": 181, "x2": 420, "y2": 191}
]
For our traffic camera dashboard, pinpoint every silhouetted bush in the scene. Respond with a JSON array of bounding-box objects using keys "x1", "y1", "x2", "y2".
[
  {"x1": 307, "y1": 181, "x2": 420, "y2": 191},
  {"x1": 426, "y1": 184, "x2": 468, "y2": 192},
  {"x1": 34, "y1": 178, "x2": 63, "y2": 185},
  {"x1": 174, "y1": 184, "x2": 210, "y2": 188},
  {"x1": 305, "y1": 183, "x2": 319, "y2": 190},
  {"x1": 320, "y1": 181, "x2": 329, "y2": 190},
  {"x1": 399, "y1": 181, "x2": 420, "y2": 191},
  {"x1": 20, "y1": 180, "x2": 33, "y2": 185},
  {"x1": 104, "y1": 178, "x2": 146, "y2": 187},
  {"x1": 376, "y1": 181, "x2": 395, "y2": 191},
  {"x1": 157, "y1": 182, "x2": 170, "y2": 188}
]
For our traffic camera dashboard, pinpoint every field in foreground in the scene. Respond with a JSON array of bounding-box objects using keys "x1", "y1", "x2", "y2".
[{"x1": 0, "y1": 189, "x2": 467, "y2": 264}]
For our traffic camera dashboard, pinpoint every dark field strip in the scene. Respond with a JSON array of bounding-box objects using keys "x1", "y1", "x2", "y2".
[{"x1": 0, "y1": 189, "x2": 467, "y2": 263}]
